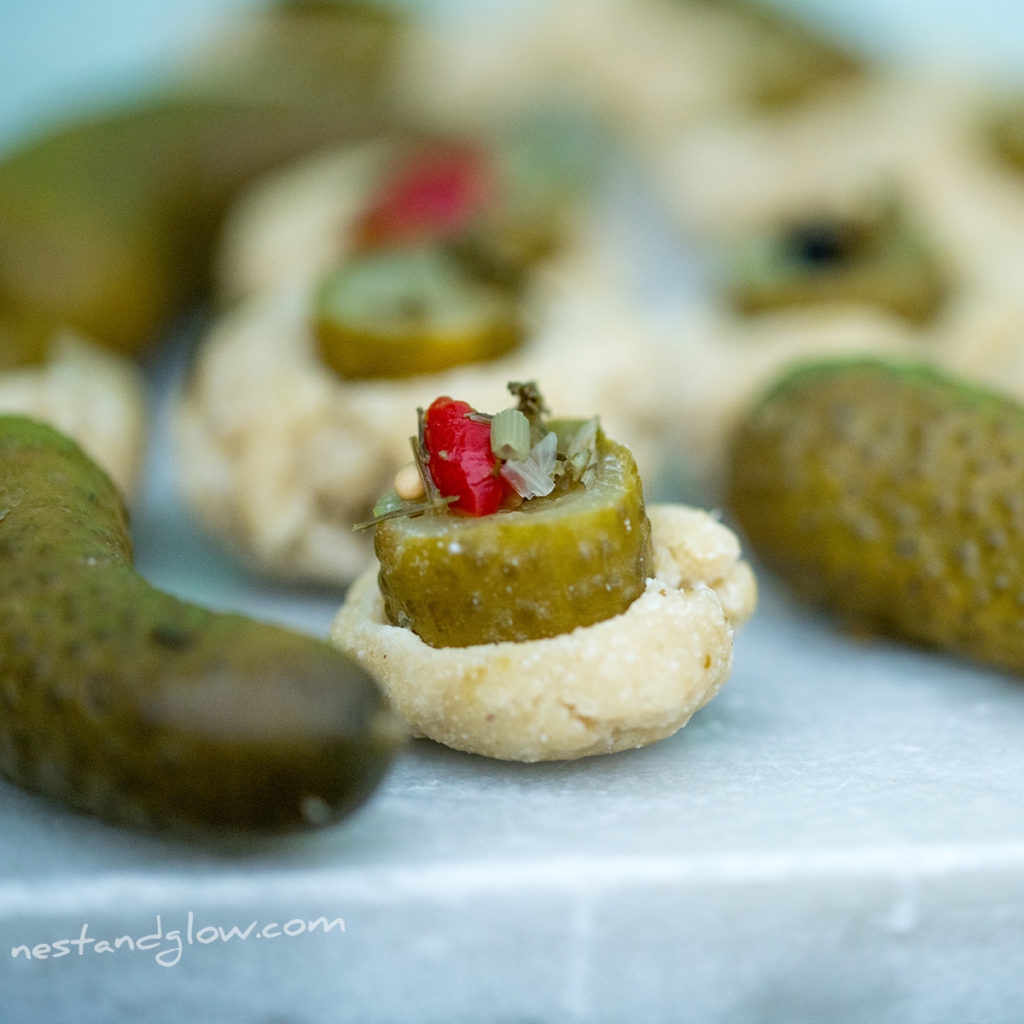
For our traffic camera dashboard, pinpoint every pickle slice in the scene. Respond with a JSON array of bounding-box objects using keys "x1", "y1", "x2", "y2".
[
  {"x1": 726, "y1": 196, "x2": 949, "y2": 326},
  {"x1": 313, "y1": 245, "x2": 523, "y2": 380},
  {"x1": 374, "y1": 420, "x2": 653, "y2": 648}
]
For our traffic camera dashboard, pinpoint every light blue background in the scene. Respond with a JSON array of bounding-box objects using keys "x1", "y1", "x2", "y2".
[{"x1": 3, "y1": 0, "x2": 1024, "y2": 150}]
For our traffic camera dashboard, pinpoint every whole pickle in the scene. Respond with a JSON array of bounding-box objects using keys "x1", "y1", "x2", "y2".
[
  {"x1": 726, "y1": 357, "x2": 1024, "y2": 674},
  {"x1": 375, "y1": 419, "x2": 653, "y2": 648},
  {"x1": 0, "y1": 1, "x2": 405, "y2": 356},
  {"x1": 0, "y1": 415, "x2": 403, "y2": 832}
]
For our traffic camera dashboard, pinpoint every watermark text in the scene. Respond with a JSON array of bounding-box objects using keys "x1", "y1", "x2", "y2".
[{"x1": 11, "y1": 911, "x2": 345, "y2": 968}]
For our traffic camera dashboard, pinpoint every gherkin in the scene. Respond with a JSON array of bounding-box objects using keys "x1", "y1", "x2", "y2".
[
  {"x1": 726, "y1": 357, "x2": 1024, "y2": 673},
  {"x1": 0, "y1": 1, "x2": 404, "y2": 357},
  {"x1": 375, "y1": 420, "x2": 652, "y2": 648},
  {"x1": 0, "y1": 415, "x2": 403, "y2": 832}
]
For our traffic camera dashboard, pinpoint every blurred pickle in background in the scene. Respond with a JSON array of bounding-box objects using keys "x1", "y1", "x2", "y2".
[{"x1": 0, "y1": 1, "x2": 412, "y2": 360}]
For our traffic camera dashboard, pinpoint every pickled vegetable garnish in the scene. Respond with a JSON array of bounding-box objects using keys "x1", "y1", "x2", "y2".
[
  {"x1": 313, "y1": 114, "x2": 605, "y2": 383},
  {"x1": 420, "y1": 384, "x2": 591, "y2": 516},
  {"x1": 424, "y1": 396, "x2": 512, "y2": 516},
  {"x1": 352, "y1": 141, "x2": 491, "y2": 250},
  {"x1": 499, "y1": 430, "x2": 558, "y2": 500},
  {"x1": 489, "y1": 406, "x2": 531, "y2": 460}
]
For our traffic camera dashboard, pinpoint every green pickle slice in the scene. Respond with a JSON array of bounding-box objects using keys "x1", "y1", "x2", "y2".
[
  {"x1": 314, "y1": 245, "x2": 523, "y2": 380},
  {"x1": 374, "y1": 420, "x2": 653, "y2": 648},
  {"x1": 725, "y1": 197, "x2": 949, "y2": 326}
]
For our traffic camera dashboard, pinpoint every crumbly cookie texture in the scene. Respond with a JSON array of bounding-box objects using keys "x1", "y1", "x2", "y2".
[
  {"x1": 329, "y1": 504, "x2": 756, "y2": 762},
  {"x1": 0, "y1": 333, "x2": 147, "y2": 499}
]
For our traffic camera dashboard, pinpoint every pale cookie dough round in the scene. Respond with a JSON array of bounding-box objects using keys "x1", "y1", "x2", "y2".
[
  {"x1": 174, "y1": 280, "x2": 671, "y2": 584},
  {"x1": 650, "y1": 71, "x2": 1024, "y2": 498},
  {"x1": 0, "y1": 332, "x2": 147, "y2": 500},
  {"x1": 329, "y1": 504, "x2": 756, "y2": 762}
]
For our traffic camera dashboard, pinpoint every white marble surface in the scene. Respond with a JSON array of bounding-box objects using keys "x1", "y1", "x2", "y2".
[
  {"x1": 7, "y1": 549, "x2": 1024, "y2": 1022},
  {"x1": 5, "y1": 2, "x2": 1024, "y2": 1022}
]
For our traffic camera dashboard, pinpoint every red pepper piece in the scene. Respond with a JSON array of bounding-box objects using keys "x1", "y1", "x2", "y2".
[
  {"x1": 424, "y1": 397, "x2": 509, "y2": 516},
  {"x1": 354, "y1": 142, "x2": 492, "y2": 250}
]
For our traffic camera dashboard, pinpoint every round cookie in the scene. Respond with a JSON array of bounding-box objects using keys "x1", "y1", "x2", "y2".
[
  {"x1": 330, "y1": 504, "x2": 756, "y2": 762},
  {"x1": 176, "y1": 125, "x2": 673, "y2": 584},
  {"x1": 0, "y1": 330, "x2": 147, "y2": 500},
  {"x1": 649, "y1": 70, "x2": 1024, "y2": 499}
]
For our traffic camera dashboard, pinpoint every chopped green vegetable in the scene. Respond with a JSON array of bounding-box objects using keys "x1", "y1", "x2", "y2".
[
  {"x1": 500, "y1": 430, "x2": 559, "y2": 499},
  {"x1": 490, "y1": 407, "x2": 532, "y2": 461}
]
